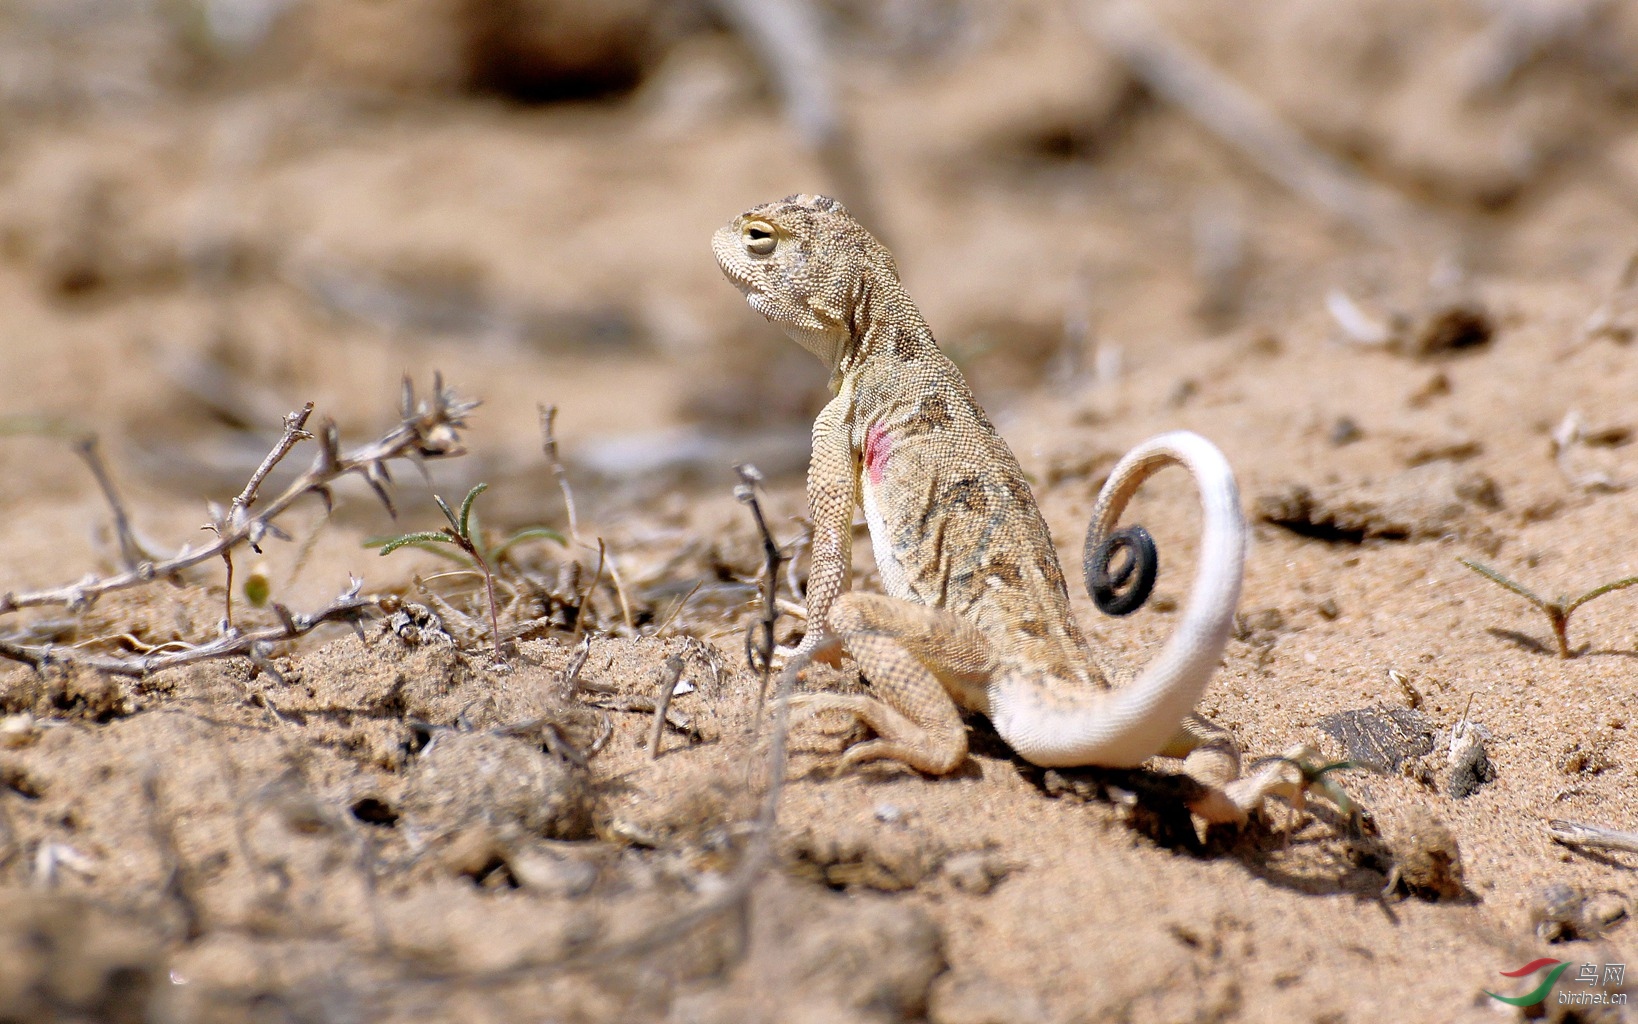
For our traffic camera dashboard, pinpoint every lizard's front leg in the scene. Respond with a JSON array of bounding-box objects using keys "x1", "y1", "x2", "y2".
[
  {"x1": 789, "y1": 389, "x2": 856, "y2": 666},
  {"x1": 793, "y1": 593, "x2": 997, "y2": 774}
]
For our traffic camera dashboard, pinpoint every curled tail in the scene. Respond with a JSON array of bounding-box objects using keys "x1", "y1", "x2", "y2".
[{"x1": 996, "y1": 431, "x2": 1245, "y2": 768}]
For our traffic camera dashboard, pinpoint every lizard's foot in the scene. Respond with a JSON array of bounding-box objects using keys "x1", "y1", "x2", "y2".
[
  {"x1": 788, "y1": 692, "x2": 967, "y2": 775},
  {"x1": 775, "y1": 633, "x2": 845, "y2": 669},
  {"x1": 1162, "y1": 717, "x2": 1355, "y2": 828},
  {"x1": 1199, "y1": 744, "x2": 1359, "y2": 835}
]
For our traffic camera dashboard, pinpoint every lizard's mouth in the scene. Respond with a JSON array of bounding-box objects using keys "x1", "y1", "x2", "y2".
[{"x1": 711, "y1": 225, "x2": 759, "y2": 298}]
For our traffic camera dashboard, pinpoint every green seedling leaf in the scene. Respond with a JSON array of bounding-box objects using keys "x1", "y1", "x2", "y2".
[
  {"x1": 433, "y1": 494, "x2": 460, "y2": 534},
  {"x1": 372, "y1": 531, "x2": 458, "y2": 556},
  {"x1": 458, "y1": 482, "x2": 487, "y2": 539},
  {"x1": 1459, "y1": 557, "x2": 1638, "y2": 659},
  {"x1": 490, "y1": 526, "x2": 568, "y2": 562},
  {"x1": 1458, "y1": 559, "x2": 1545, "y2": 609}
]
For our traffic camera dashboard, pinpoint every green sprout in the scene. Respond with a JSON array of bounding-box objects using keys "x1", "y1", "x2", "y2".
[
  {"x1": 369, "y1": 483, "x2": 564, "y2": 656},
  {"x1": 1459, "y1": 558, "x2": 1638, "y2": 659}
]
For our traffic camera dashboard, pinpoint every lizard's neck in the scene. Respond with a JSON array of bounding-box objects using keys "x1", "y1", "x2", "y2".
[{"x1": 828, "y1": 272, "x2": 936, "y2": 391}]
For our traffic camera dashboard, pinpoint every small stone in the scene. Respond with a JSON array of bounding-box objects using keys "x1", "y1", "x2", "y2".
[
  {"x1": 873, "y1": 802, "x2": 905, "y2": 824},
  {"x1": 942, "y1": 850, "x2": 1010, "y2": 896},
  {"x1": 1318, "y1": 706, "x2": 1435, "y2": 773},
  {"x1": 508, "y1": 847, "x2": 600, "y2": 897},
  {"x1": 1447, "y1": 721, "x2": 1496, "y2": 799},
  {"x1": 401, "y1": 731, "x2": 592, "y2": 842},
  {"x1": 1532, "y1": 883, "x2": 1589, "y2": 943},
  {"x1": 1388, "y1": 806, "x2": 1464, "y2": 900},
  {"x1": 1329, "y1": 417, "x2": 1362, "y2": 446}
]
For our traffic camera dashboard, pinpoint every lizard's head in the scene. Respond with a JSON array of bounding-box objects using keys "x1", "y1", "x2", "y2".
[{"x1": 713, "y1": 194, "x2": 898, "y2": 369}]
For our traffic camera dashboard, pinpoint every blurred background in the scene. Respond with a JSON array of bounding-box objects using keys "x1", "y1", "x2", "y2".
[{"x1": 1, "y1": 0, "x2": 1636, "y2": 529}]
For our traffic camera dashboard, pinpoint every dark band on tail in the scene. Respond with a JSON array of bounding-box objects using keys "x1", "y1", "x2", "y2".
[{"x1": 1085, "y1": 524, "x2": 1158, "y2": 616}]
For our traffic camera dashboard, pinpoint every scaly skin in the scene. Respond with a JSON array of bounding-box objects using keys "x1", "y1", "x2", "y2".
[{"x1": 713, "y1": 194, "x2": 1293, "y2": 821}]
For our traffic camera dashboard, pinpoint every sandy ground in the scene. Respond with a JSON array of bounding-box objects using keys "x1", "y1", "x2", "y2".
[{"x1": 0, "y1": 1, "x2": 1636, "y2": 1021}]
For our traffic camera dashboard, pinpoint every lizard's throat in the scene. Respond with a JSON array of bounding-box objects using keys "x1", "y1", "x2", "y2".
[{"x1": 776, "y1": 321, "x2": 850, "y2": 373}]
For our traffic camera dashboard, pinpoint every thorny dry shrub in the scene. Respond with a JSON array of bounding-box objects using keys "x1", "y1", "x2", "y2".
[{"x1": 0, "y1": 376, "x2": 843, "y2": 1023}]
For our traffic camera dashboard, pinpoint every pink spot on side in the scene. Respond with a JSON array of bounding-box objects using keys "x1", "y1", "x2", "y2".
[{"x1": 864, "y1": 423, "x2": 891, "y2": 485}]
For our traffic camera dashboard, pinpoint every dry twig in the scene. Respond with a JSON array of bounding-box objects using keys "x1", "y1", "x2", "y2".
[
  {"x1": 0, "y1": 376, "x2": 475, "y2": 675},
  {"x1": 647, "y1": 655, "x2": 687, "y2": 760},
  {"x1": 71, "y1": 434, "x2": 152, "y2": 572},
  {"x1": 1547, "y1": 818, "x2": 1638, "y2": 855},
  {"x1": 539, "y1": 404, "x2": 580, "y2": 545},
  {"x1": 1083, "y1": 0, "x2": 1415, "y2": 238},
  {"x1": 1, "y1": 375, "x2": 475, "y2": 616},
  {"x1": 0, "y1": 581, "x2": 374, "y2": 676},
  {"x1": 735, "y1": 464, "x2": 784, "y2": 711}
]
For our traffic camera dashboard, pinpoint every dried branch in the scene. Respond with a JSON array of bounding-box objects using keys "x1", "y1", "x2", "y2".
[
  {"x1": 572, "y1": 540, "x2": 607, "y2": 641},
  {"x1": 560, "y1": 633, "x2": 592, "y2": 695},
  {"x1": 0, "y1": 583, "x2": 375, "y2": 676},
  {"x1": 601, "y1": 546, "x2": 635, "y2": 632},
  {"x1": 143, "y1": 769, "x2": 205, "y2": 942},
  {"x1": 712, "y1": 0, "x2": 883, "y2": 236},
  {"x1": 1082, "y1": 0, "x2": 1416, "y2": 238},
  {"x1": 1547, "y1": 818, "x2": 1638, "y2": 855},
  {"x1": 539, "y1": 404, "x2": 580, "y2": 545},
  {"x1": 650, "y1": 581, "x2": 702, "y2": 637},
  {"x1": 647, "y1": 655, "x2": 686, "y2": 759},
  {"x1": 71, "y1": 435, "x2": 152, "y2": 571},
  {"x1": 734, "y1": 464, "x2": 783, "y2": 711},
  {"x1": 586, "y1": 691, "x2": 698, "y2": 742},
  {"x1": 228, "y1": 403, "x2": 315, "y2": 526},
  {"x1": 0, "y1": 375, "x2": 476, "y2": 615},
  {"x1": 213, "y1": 404, "x2": 314, "y2": 629}
]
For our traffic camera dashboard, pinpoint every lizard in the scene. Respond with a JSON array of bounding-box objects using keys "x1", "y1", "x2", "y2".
[{"x1": 712, "y1": 193, "x2": 1297, "y2": 823}]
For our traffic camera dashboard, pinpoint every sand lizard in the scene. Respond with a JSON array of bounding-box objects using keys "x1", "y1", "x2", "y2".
[{"x1": 714, "y1": 194, "x2": 1292, "y2": 822}]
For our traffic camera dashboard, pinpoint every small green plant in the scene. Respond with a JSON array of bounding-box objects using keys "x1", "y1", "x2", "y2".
[
  {"x1": 370, "y1": 483, "x2": 564, "y2": 656},
  {"x1": 1459, "y1": 558, "x2": 1638, "y2": 659}
]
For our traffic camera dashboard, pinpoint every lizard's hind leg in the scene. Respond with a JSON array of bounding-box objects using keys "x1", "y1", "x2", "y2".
[
  {"x1": 790, "y1": 593, "x2": 996, "y2": 775},
  {"x1": 1161, "y1": 713, "x2": 1304, "y2": 824}
]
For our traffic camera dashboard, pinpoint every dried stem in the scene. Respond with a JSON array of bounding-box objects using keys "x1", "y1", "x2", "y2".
[
  {"x1": 216, "y1": 404, "x2": 316, "y2": 627},
  {"x1": 1547, "y1": 818, "x2": 1638, "y2": 855},
  {"x1": 651, "y1": 581, "x2": 702, "y2": 637},
  {"x1": 734, "y1": 464, "x2": 783, "y2": 712},
  {"x1": 602, "y1": 546, "x2": 635, "y2": 632},
  {"x1": 539, "y1": 404, "x2": 580, "y2": 545},
  {"x1": 561, "y1": 633, "x2": 592, "y2": 695},
  {"x1": 70, "y1": 435, "x2": 148, "y2": 571},
  {"x1": 1083, "y1": 0, "x2": 1415, "y2": 239},
  {"x1": 0, "y1": 375, "x2": 475, "y2": 616},
  {"x1": 647, "y1": 655, "x2": 686, "y2": 760},
  {"x1": 573, "y1": 540, "x2": 607, "y2": 641},
  {"x1": 0, "y1": 582, "x2": 375, "y2": 676},
  {"x1": 229, "y1": 403, "x2": 315, "y2": 524}
]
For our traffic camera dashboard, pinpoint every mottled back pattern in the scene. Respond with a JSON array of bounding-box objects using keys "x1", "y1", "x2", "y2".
[{"x1": 714, "y1": 194, "x2": 1098, "y2": 688}]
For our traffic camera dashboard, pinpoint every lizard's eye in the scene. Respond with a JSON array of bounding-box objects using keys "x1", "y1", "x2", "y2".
[{"x1": 743, "y1": 222, "x2": 777, "y2": 256}]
